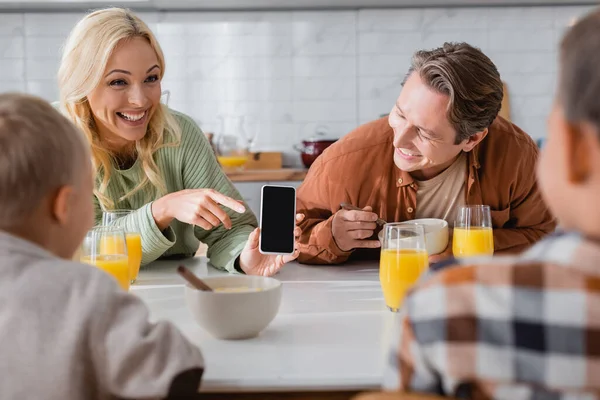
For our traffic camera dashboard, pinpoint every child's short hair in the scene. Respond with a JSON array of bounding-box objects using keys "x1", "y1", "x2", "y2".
[
  {"x1": 0, "y1": 93, "x2": 89, "y2": 229},
  {"x1": 560, "y1": 9, "x2": 600, "y2": 135}
]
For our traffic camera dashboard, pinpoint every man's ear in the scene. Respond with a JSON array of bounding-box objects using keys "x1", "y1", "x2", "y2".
[
  {"x1": 50, "y1": 185, "x2": 74, "y2": 225},
  {"x1": 461, "y1": 128, "x2": 488, "y2": 152},
  {"x1": 565, "y1": 122, "x2": 592, "y2": 184}
]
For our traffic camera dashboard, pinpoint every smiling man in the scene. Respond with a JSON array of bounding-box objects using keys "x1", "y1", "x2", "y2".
[{"x1": 296, "y1": 42, "x2": 556, "y2": 264}]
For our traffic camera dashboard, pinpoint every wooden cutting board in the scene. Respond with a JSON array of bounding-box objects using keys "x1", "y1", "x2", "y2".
[
  {"x1": 499, "y1": 81, "x2": 511, "y2": 121},
  {"x1": 226, "y1": 168, "x2": 307, "y2": 182},
  {"x1": 244, "y1": 152, "x2": 282, "y2": 169}
]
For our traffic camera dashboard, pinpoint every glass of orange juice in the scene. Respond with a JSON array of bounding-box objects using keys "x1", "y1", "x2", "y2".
[
  {"x1": 452, "y1": 205, "x2": 494, "y2": 258},
  {"x1": 103, "y1": 210, "x2": 142, "y2": 284},
  {"x1": 80, "y1": 226, "x2": 130, "y2": 291},
  {"x1": 379, "y1": 223, "x2": 429, "y2": 312}
]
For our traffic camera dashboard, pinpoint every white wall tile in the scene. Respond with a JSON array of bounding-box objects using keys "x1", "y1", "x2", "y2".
[
  {"x1": 25, "y1": 37, "x2": 65, "y2": 59},
  {"x1": 0, "y1": 59, "x2": 24, "y2": 80},
  {"x1": 193, "y1": 101, "x2": 294, "y2": 124},
  {"x1": 421, "y1": 30, "x2": 489, "y2": 52},
  {"x1": 491, "y1": 52, "x2": 558, "y2": 75},
  {"x1": 489, "y1": 7, "x2": 555, "y2": 29},
  {"x1": 256, "y1": 122, "x2": 297, "y2": 148},
  {"x1": 359, "y1": 76, "x2": 403, "y2": 101},
  {"x1": 186, "y1": 34, "x2": 292, "y2": 57},
  {"x1": 26, "y1": 58, "x2": 59, "y2": 80},
  {"x1": 190, "y1": 79, "x2": 292, "y2": 103},
  {"x1": 358, "y1": 32, "x2": 422, "y2": 55},
  {"x1": 293, "y1": 77, "x2": 356, "y2": 101},
  {"x1": 156, "y1": 35, "x2": 188, "y2": 59},
  {"x1": 24, "y1": 11, "x2": 156, "y2": 38},
  {"x1": 357, "y1": 99, "x2": 394, "y2": 125},
  {"x1": 155, "y1": 12, "x2": 186, "y2": 36},
  {"x1": 0, "y1": 80, "x2": 25, "y2": 93},
  {"x1": 282, "y1": 151, "x2": 304, "y2": 168},
  {"x1": 24, "y1": 13, "x2": 85, "y2": 36},
  {"x1": 26, "y1": 80, "x2": 59, "y2": 101},
  {"x1": 502, "y1": 73, "x2": 555, "y2": 97},
  {"x1": 296, "y1": 121, "x2": 358, "y2": 141},
  {"x1": 292, "y1": 11, "x2": 356, "y2": 56},
  {"x1": 358, "y1": 54, "x2": 411, "y2": 77},
  {"x1": 292, "y1": 100, "x2": 356, "y2": 122},
  {"x1": 510, "y1": 95, "x2": 553, "y2": 120},
  {"x1": 516, "y1": 116, "x2": 548, "y2": 139},
  {"x1": 162, "y1": 57, "x2": 188, "y2": 81},
  {"x1": 0, "y1": 36, "x2": 24, "y2": 58},
  {"x1": 292, "y1": 11, "x2": 356, "y2": 33},
  {"x1": 159, "y1": 79, "x2": 191, "y2": 106},
  {"x1": 293, "y1": 56, "x2": 355, "y2": 77},
  {"x1": 170, "y1": 101, "x2": 197, "y2": 121},
  {"x1": 489, "y1": 29, "x2": 557, "y2": 52},
  {"x1": 358, "y1": 9, "x2": 423, "y2": 32},
  {"x1": 158, "y1": 11, "x2": 292, "y2": 36},
  {"x1": 293, "y1": 32, "x2": 355, "y2": 56},
  {"x1": 0, "y1": 14, "x2": 24, "y2": 36},
  {"x1": 186, "y1": 56, "x2": 292, "y2": 80},
  {"x1": 422, "y1": 8, "x2": 489, "y2": 31}
]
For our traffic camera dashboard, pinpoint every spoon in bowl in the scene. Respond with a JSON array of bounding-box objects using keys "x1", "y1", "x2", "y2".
[{"x1": 177, "y1": 265, "x2": 213, "y2": 292}]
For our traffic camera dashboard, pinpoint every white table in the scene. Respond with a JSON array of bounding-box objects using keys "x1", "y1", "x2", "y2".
[{"x1": 132, "y1": 258, "x2": 396, "y2": 399}]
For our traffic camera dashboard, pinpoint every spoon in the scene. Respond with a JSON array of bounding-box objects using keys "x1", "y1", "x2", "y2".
[
  {"x1": 339, "y1": 203, "x2": 387, "y2": 225},
  {"x1": 177, "y1": 265, "x2": 213, "y2": 292}
]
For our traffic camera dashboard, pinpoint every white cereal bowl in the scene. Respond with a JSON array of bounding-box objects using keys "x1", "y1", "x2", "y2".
[
  {"x1": 184, "y1": 275, "x2": 282, "y2": 340},
  {"x1": 378, "y1": 218, "x2": 449, "y2": 255}
]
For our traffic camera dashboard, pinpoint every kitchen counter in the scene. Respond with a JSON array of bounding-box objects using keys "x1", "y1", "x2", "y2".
[
  {"x1": 132, "y1": 258, "x2": 392, "y2": 398},
  {"x1": 225, "y1": 168, "x2": 307, "y2": 182}
]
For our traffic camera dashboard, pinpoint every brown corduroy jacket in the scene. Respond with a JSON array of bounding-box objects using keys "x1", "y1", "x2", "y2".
[{"x1": 296, "y1": 116, "x2": 557, "y2": 264}]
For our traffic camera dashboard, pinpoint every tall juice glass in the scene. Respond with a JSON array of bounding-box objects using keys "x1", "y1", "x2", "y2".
[
  {"x1": 452, "y1": 205, "x2": 494, "y2": 258},
  {"x1": 379, "y1": 223, "x2": 429, "y2": 312},
  {"x1": 80, "y1": 226, "x2": 130, "y2": 291},
  {"x1": 103, "y1": 210, "x2": 142, "y2": 284}
]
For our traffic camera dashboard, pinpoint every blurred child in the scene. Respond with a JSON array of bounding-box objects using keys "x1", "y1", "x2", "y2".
[
  {"x1": 383, "y1": 8, "x2": 600, "y2": 399},
  {"x1": 0, "y1": 93, "x2": 204, "y2": 399}
]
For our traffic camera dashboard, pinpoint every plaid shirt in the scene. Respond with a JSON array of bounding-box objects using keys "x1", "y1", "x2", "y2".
[{"x1": 382, "y1": 232, "x2": 600, "y2": 400}]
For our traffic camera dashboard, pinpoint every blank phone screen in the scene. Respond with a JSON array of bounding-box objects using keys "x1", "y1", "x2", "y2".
[{"x1": 260, "y1": 186, "x2": 296, "y2": 254}]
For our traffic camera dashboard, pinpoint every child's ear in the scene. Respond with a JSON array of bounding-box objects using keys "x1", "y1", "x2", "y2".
[
  {"x1": 565, "y1": 122, "x2": 592, "y2": 184},
  {"x1": 50, "y1": 185, "x2": 74, "y2": 225}
]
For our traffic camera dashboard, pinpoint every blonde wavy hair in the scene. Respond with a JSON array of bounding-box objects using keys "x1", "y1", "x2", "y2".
[{"x1": 58, "y1": 8, "x2": 181, "y2": 209}]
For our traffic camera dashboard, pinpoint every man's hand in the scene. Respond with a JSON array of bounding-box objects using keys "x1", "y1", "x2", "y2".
[{"x1": 332, "y1": 206, "x2": 381, "y2": 252}]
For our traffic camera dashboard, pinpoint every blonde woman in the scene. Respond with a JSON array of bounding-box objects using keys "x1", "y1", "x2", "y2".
[{"x1": 58, "y1": 8, "x2": 301, "y2": 276}]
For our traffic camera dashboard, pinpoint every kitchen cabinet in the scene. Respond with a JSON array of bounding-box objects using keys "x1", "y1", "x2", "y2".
[{"x1": 233, "y1": 180, "x2": 302, "y2": 218}]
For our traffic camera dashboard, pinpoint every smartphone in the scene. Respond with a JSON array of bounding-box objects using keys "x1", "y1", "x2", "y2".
[{"x1": 259, "y1": 185, "x2": 296, "y2": 255}]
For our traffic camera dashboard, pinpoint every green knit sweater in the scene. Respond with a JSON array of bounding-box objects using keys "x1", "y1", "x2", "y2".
[{"x1": 93, "y1": 110, "x2": 257, "y2": 273}]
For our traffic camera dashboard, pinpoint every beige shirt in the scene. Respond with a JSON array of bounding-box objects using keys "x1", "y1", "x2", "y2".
[
  {"x1": 0, "y1": 230, "x2": 204, "y2": 400},
  {"x1": 415, "y1": 152, "x2": 467, "y2": 225}
]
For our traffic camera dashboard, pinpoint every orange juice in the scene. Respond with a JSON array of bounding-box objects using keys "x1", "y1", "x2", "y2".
[
  {"x1": 81, "y1": 254, "x2": 130, "y2": 291},
  {"x1": 100, "y1": 234, "x2": 126, "y2": 254},
  {"x1": 100, "y1": 233, "x2": 141, "y2": 283},
  {"x1": 125, "y1": 233, "x2": 142, "y2": 283},
  {"x1": 379, "y1": 249, "x2": 429, "y2": 310},
  {"x1": 452, "y1": 227, "x2": 494, "y2": 258},
  {"x1": 217, "y1": 156, "x2": 247, "y2": 168}
]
